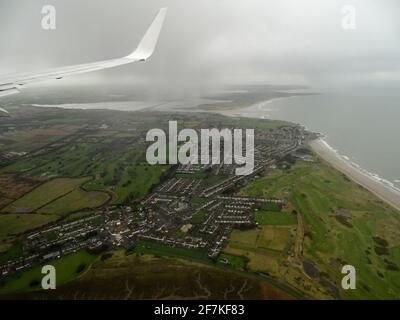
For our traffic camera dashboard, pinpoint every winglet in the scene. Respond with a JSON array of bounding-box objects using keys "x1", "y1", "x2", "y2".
[{"x1": 125, "y1": 8, "x2": 167, "y2": 61}]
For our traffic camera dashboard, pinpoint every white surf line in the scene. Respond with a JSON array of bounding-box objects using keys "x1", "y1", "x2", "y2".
[{"x1": 311, "y1": 138, "x2": 400, "y2": 212}]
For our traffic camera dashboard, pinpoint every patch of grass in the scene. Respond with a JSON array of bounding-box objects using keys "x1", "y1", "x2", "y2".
[
  {"x1": 190, "y1": 196, "x2": 208, "y2": 205},
  {"x1": 225, "y1": 244, "x2": 282, "y2": 275},
  {"x1": 227, "y1": 226, "x2": 292, "y2": 254},
  {"x1": 173, "y1": 230, "x2": 186, "y2": 239},
  {"x1": 38, "y1": 189, "x2": 109, "y2": 215},
  {"x1": 217, "y1": 253, "x2": 247, "y2": 270},
  {"x1": 255, "y1": 212, "x2": 297, "y2": 226},
  {"x1": 85, "y1": 164, "x2": 166, "y2": 205},
  {"x1": 175, "y1": 172, "x2": 206, "y2": 179},
  {"x1": 2, "y1": 177, "x2": 91, "y2": 214},
  {"x1": 0, "y1": 242, "x2": 23, "y2": 263},
  {"x1": 0, "y1": 250, "x2": 98, "y2": 294},
  {"x1": 204, "y1": 175, "x2": 227, "y2": 187},
  {"x1": 134, "y1": 240, "x2": 205, "y2": 261},
  {"x1": 225, "y1": 225, "x2": 292, "y2": 276},
  {"x1": 259, "y1": 202, "x2": 282, "y2": 212},
  {"x1": 257, "y1": 226, "x2": 292, "y2": 252},
  {"x1": 228, "y1": 228, "x2": 259, "y2": 249},
  {"x1": 3, "y1": 138, "x2": 167, "y2": 207},
  {"x1": 63, "y1": 211, "x2": 95, "y2": 222},
  {"x1": 190, "y1": 210, "x2": 208, "y2": 224}
]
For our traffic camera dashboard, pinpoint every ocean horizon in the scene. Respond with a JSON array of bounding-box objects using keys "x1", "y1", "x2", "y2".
[{"x1": 230, "y1": 87, "x2": 400, "y2": 192}]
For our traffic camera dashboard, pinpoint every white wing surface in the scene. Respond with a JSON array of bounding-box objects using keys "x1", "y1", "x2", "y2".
[{"x1": 0, "y1": 8, "x2": 167, "y2": 115}]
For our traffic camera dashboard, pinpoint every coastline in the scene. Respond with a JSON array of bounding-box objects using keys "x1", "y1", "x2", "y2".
[
  {"x1": 200, "y1": 96, "x2": 297, "y2": 119},
  {"x1": 310, "y1": 138, "x2": 400, "y2": 212},
  {"x1": 205, "y1": 98, "x2": 400, "y2": 213},
  {"x1": 40, "y1": 95, "x2": 400, "y2": 214}
]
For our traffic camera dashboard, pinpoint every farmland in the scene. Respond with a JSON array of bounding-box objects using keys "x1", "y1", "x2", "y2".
[
  {"x1": 2, "y1": 177, "x2": 93, "y2": 214},
  {"x1": 255, "y1": 212, "x2": 297, "y2": 226},
  {"x1": 1, "y1": 105, "x2": 400, "y2": 300},
  {"x1": 240, "y1": 159, "x2": 400, "y2": 299},
  {"x1": 37, "y1": 189, "x2": 110, "y2": 215},
  {"x1": 224, "y1": 225, "x2": 294, "y2": 275}
]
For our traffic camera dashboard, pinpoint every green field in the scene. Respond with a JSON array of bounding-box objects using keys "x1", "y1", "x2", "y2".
[
  {"x1": 204, "y1": 175, "x2": 227, "y2": 187},
  {"x1": 0, "y1": 125, "x2": 81, "y2": 155},
  {"x1": 1, "y1": 136, "x2": 166, "y2": 206},
  {"x1": 0, "y1": 242, "x2": 23, "y2": 263},
  {"x1": 133, "y1": 240, "x2": 206, "y2": 261},
  {"x1": 242, "y1": 159, "x2": 400, "y2": 299},
  {"x1": 217, "y1": 252, "x2": 247, "y2": 270},
  {"x1": 224, "y1": 226, "x2": 293, "y2": 275},
  {"x1": 175, "y1": 172, "x2": 207, "y2": 179},
  {"x1": 0, "y1": 176, "x2": 107, "y2": 255},
  {"x1": 229, "y1": 228, "x2": 259, "y2": 248},
  {"x1": 0, "y1": 214, "x2": 58, "y2": 252},
  {"x1": 38, "y1": 189, "x2": 109, "y2": 215},
  {"x1": 1, "y1": 143, "x2": 99, "y2": 176},
  {"x1": 257, "y1": 226, "x2": 293, "y2": 252},
  {"x1": 2, "y1": 164, "x2": 162, "y2": 211},
  {"x1": 190, "y1": 210, "x2": 208, "y2": 224},
  {"x1": 85, "y1": 164, "x2": 166, "y2": 204},
  {"x1": 260, "y1": 202, "x2": 282, "y2": 212},
  {"x1": 255, "y1": 212, "x2": 297, "y2": 226},
  {"x1": 227, "y1": 226, "x2": 293, "y2": 253},
  {"x1": 2, "y1": 177, "x2": 91, "y2": 214},
  {"x1": 190, "y1": 196, "x2": 208, "y2": 205},
  {"x1": 0, "y1": 250, "x2": 98, "y2": 294}
]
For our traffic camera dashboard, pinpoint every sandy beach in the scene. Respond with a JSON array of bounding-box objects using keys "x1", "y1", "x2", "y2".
[{"x1": 310, "y1": 138, "x2": 400, "y2": 212}]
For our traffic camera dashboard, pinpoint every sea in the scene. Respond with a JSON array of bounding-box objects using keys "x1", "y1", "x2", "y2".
[{"x1": 234, "y1": 87, "x2": 400, "y2": 192}]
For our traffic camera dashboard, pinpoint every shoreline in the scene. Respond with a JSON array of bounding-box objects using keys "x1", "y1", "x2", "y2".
[
  {"x1": 202, "y1": 97, "x2": 296, "y2": 119},
  {"x1": 310, "y1": 138, "x2": 400, "y2": 212},
  {"x1": 34, "y1": 97, "x2": 400, "y2": 213},
  {"x1": 206, "y1": 98, "x2": 400, "y2": 213}
]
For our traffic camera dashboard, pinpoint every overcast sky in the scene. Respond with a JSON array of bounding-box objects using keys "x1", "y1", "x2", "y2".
[{"x1": 1, "y1": 0, "x2": 400, "y2": 98}]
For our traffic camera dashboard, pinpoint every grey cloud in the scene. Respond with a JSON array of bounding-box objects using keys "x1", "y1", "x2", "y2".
[{"x1": 1, "y1": 0, "x2": 399, "y2": 98}]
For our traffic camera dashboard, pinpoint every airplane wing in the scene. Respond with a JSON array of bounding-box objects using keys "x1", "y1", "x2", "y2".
[{"x1": 0, "y1": 7, "x2": 167, "y2": 115}]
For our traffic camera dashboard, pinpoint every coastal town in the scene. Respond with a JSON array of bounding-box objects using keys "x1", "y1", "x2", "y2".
[
  {"x1": 0, "y1": 103, "x2": 399, "y2": 300},
  {"x1": 0, "y1": 121, "x2": 315, "y2": 277}
]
